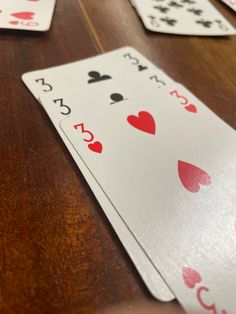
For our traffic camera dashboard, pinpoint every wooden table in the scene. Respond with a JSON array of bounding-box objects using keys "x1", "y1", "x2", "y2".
[{"x1": 0, "y1": 1, "x2": 235, "y2": 313}]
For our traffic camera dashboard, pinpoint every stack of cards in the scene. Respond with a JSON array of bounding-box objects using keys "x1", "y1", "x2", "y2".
[
  {"x1": 0, "y1": 0, "x2": 56, "y2": 31},
  {"x1": 131, "y1": 0, "x2": 236, "y2": 35},
  {"x1": 22, "y1": 47, "x2": 236, "y2": 314}
]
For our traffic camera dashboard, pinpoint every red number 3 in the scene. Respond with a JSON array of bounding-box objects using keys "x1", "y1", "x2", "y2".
[
  {"x1": 170, "y1": 90, "x2": 188, "y2": 105},
  {"x1": 197, "y1": 286, "x2": 227, "y2": 314},
  {"x1": 73, "y1": 123, "x2": 94, "y2": 143}
]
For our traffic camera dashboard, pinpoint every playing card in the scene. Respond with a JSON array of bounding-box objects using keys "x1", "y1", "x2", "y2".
[
  {"x1": 0, "y1": 0, "x2": 56, "y2": 31},
  {"x1": 22, "y1": 47, "x2": 173, "y2": 100},
  {"x1": 60, "y1": 87, "x2": 236, "y2": 313},
  {"x1": 22, "y1": 47, "x2": 176, "y2": 301},
  {"x1": 39, "y1": 89, "x2": 174, "y2": 302},
  {"x1": 132, "y1": 0, "x2": 236, "y2": 35},
  {"x1": 221, "y1": 0, "x2": 236, "y2": 12}
]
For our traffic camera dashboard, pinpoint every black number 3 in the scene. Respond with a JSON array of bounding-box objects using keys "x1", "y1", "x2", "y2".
[
  {"x1": 53, "y1": 98, "x2": 71, "y2": 115},
  {"x1": 35, "y1": 78, "x2": 53, "y2": 92}
]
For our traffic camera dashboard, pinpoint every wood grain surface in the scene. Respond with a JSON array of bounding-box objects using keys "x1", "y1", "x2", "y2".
[{"x1": 0, "y1": 0, "x2": 235, "y2": 313}]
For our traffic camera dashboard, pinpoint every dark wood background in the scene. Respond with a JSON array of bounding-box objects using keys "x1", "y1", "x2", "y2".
[{"x1": 0, "y1": 1, "x2": 235, "y2": 313}]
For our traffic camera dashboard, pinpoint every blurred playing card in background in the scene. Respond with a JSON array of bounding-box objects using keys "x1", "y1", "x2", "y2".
[
  {"x1": 0, "y1": 0, "x2": 56, "y2": 31},
  {"x1": 221, "y1": 0, "x2": 236, "y2": 12},
  {"x1": 131, "y1": 0, "x2": 236, "y2": 35}
]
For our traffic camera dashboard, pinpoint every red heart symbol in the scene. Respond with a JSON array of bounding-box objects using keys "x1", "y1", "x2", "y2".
[
  {"x1": 178, "y1": 161, "x2": 211, "y2": 193},
  {"x1": 127, "y1": 111, "x2": 156, "y2": 135},
  {"x1": 9, "y1": 20, "x2": 19, "y2": 25},
  {"x1": 182, "y1": 267, "x2": 202, "y2": 289},
  {"x1": 88, "y1": 141, "x2": 103, "y2": 154},
  {"x1": 11, "y1": 11, "x2": 35, "y2": 20},
  {"x1": 185, "y1": 104, "x2": 197, "y2": 113}
]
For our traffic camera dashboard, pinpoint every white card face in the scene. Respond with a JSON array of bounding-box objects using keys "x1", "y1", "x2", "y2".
[
  {"x1": 0, "y1": 0, "x2": 56, "y2": 31},
  {"x1": 39, "y1": 90, "x2": 174, "y2": 302},
  {"x1": 132, "y1": 0, "x2": 236, "y2": 36},
  {"x1": 60, "y1": 88, "x2": 236, "y2": 314},
  {"x1": 22, "y1": 47, "x2": 176, "y2": 301},
  {"x1": 221, "y1": 0, "x2": 236, "y2": 12},
  {"x1": 22, "y1": 47, "x2": 174, "y2": 100}
]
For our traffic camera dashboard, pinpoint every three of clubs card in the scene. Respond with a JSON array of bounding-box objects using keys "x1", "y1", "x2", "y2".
[
  {"x1": 0, "y1": 0, "x2": 56, "y2": 31},
  {"x1": 131, "y1": 0, "x2": 236, "y2": 35},
  {"x1": 22, "y1": 47, "x2": 236, "y2": 314}
]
